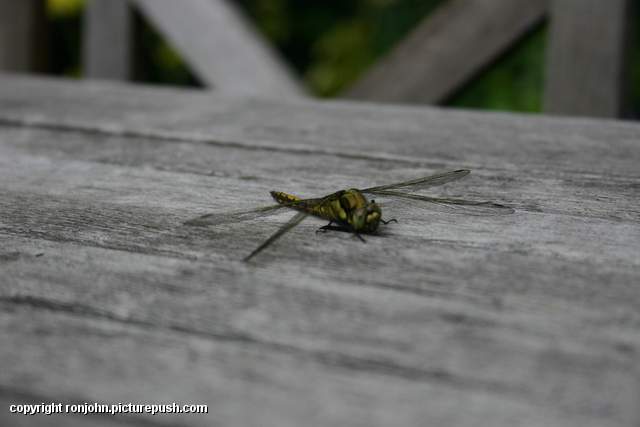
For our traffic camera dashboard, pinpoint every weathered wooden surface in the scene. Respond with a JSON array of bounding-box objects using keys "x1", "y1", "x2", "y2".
[
  {"x1": 0, "y1": 74, "x2": 639, "y2": 426},
  {"x1": 83, "y1": 0, "x2": 133, "y2": 80},
  {"x1": 346, "y1": 0, "x2": 548, "y2": 104},
  {"x1": 544, "y1": 0, "x2": 633, "y2": 118},
  {"x1": 131, "y1": 0, "x2": 304, "y2": 97},
  {"x1": 0, "y1": 0, "x2": 45, "y2": 72}
]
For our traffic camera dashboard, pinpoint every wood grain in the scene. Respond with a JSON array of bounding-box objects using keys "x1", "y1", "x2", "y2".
[
  {"x1": 82, "y1": 0, "x2": 133, "y2": 81},
  {"x1": 346, "y1": 0, "x2": 548, "y2": 104},
  {"x1": 0, "y1": 75, "x2": 639, "y2": 426},
  {"x1": 131, "y1": 0, "x2": 304, "y2": 97},
  {"x1": 544, "y1": 0, "x2": 633, "y2": 118}
]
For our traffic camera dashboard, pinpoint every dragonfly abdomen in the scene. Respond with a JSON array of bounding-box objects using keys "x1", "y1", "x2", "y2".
[
  {"x1": 271, "y1": 190, "x2": 343, "y2": 221},
  {"x1": 270, "y1": 191, "x2": 302, "y2": 204}
]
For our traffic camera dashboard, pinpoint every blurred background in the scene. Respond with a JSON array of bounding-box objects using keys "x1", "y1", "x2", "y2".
[{"x1": 35, "y1": 0, "x2": 640, "y2": 114}]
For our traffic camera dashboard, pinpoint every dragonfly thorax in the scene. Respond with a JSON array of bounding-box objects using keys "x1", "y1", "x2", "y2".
[{"x1": 339, "y1": 189, "x2": 381, "y2": 233}]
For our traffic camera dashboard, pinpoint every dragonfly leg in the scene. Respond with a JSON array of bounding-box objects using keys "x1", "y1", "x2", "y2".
[
  {"x1": 381, "y1": 218, "x2": 398, "y2": 225},
  {"x1": 316, "y1": 223, "x2": 351, "y2": 234},
  {"x1": 316, "y1": 222, "x2": 365, "y2": 242},
  {"x1": 353, "y1": 233, "x2": 366, "y2": 243},
  {"x1": 316, "y1": 221, "x2": 334, "y2": 234}
]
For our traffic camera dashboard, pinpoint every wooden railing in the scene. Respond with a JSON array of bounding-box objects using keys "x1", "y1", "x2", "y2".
[
  {"x1": 346, "y1": 0, "x2": 548, "y2": 105},
  {"x1": 82, "y1": 0, "x2": 304, "y2": 97},
  {"x1": 0, "y1": 0, "x2": 634, "y2": 118},
  {"x1": 348, "y1": 0, "x2": 634, "y2": 119}
]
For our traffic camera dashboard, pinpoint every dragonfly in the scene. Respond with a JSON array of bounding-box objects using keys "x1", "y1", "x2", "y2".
[{"x1": 184, "y1": 169, "x2": 513, "y2": 261}]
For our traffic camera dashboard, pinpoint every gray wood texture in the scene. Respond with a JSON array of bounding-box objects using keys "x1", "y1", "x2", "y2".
[
  {"x1": 82, "y1": 0, "x2": 133, "y2": 80},
  {"x1": 0, "y1": 0, "x2": 45, "y2": 72},
  {"x1": 346, "y1": 0, "x2": 548, "y2": 104},
  {"x1": 544, "y1": 0, "x2": 633, "y2": 118},
  {"x1": 131, "y1": 0, "x2": 304, "y2": 97},
  {"x1": 1, "y1": 74, "x2": 640, "y2": 427}
]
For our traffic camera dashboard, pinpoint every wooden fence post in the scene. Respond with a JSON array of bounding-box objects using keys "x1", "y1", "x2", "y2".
[
  {"x1": 0, "y1": 0, "x2": 46, "y2": 72},
  {"x1": 83, "y1": 0, "x2": 133, "y2": 80},
  {"x1": 544, "y1": 0, "x2": 633, "y2": 118}
]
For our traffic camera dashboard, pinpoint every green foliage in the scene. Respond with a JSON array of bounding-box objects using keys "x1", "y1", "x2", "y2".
[
  {"x1": 133, "y1": 16, "x2": 198, "y2": 86},
  {"x1": 48, "y1": 0, "x2": 84, "y2": 17},
  {"x1": 449, "y1": 27, "x2": 547, "y2": 113},
  {"x1": 238, "y1": 0, "x2": 546, "y2": 111},
  {"x1": 47, "y1": 0, "x2": 82, "y2": 76},
  {"x1": 237, "y1": 0, "x2": 444, "y2": 96}
]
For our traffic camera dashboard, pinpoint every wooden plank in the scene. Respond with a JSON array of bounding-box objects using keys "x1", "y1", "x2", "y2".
[
  {"x1": 1, "y1": 234, "x2": 637, "y2": 427},
  {"x1": 131, "y1": 0, "x2": 304, "y2": 97},
  {"x1": 0, "y1": 0, "x2": 45, "y2": 72},
  {"x1": 544, "y1": 0, "x2": 633, "y2": 118},
  {"x1": 82, "y1": 0, "x2": 133, "y2": 80},
  {"x1": 346, "y1": 0, "x2": 548, "y2": 104},
  {"x1": 1, "y1": 141, "x2": 639, "y2": 426},
  {"x1": 0, "y1": 75, "x2": 640, "y2": 426}
]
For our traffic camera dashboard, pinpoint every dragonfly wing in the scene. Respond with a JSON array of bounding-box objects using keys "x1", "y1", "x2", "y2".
[
  {"x1": 184, "y1": 204, "x2": 287, "y2": 226},
  {"x1": 361, "y1": 169, "x2": 470, "y2": 193},
  {"x1": 372, "y1": 190, "x2": 514, "y2": 215},
  {"x1": 184, "y1": 197, "x2": 323, "y2": 227},
  {"x1": 244, "y1": 211, "x2": 309, "y2": 262}
]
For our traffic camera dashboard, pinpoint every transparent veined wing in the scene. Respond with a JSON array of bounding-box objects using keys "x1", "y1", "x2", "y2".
[
  {"x1": 184, "y1": 197, "x2": 322, "y2": 226},
  {"x1": 372, "y1": 190, "x2": 515, "y2": 215},
  {"x1": 244, "y1": 211, "x2": 309, "y2": 262},
  {"x1": 184, "y1": 204, "x2": 286, "y2": 226},
  {"x1": 361, "y1": 169, "x2": 470, "y2": 193}
]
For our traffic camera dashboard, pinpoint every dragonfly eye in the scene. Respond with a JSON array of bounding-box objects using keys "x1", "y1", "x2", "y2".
[
  {"x1": 366, "y1": 211, "x2": 381, "y2": 230},
  {"x1": 371, "y1": 199, "x2": 375, "y2": 203}
]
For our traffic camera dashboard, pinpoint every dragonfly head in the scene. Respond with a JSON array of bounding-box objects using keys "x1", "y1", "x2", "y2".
[{"x1": 351, "y1": 200, "x2": 381, "y2": 233}]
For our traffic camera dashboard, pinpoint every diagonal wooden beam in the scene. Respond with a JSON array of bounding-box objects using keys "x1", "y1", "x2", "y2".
[
  {"x1": 346, "y1": 0, "x2": 548, "y2": 104},
  {"x1": 131, "y1": 0, "x2": 304, "y2": 97},
  {"x1": 83, "y1": 0, "x2": 134, "y2": 80},
  {"x1": 544, "y1": 0, "x2": 633, "y2": 118}
]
